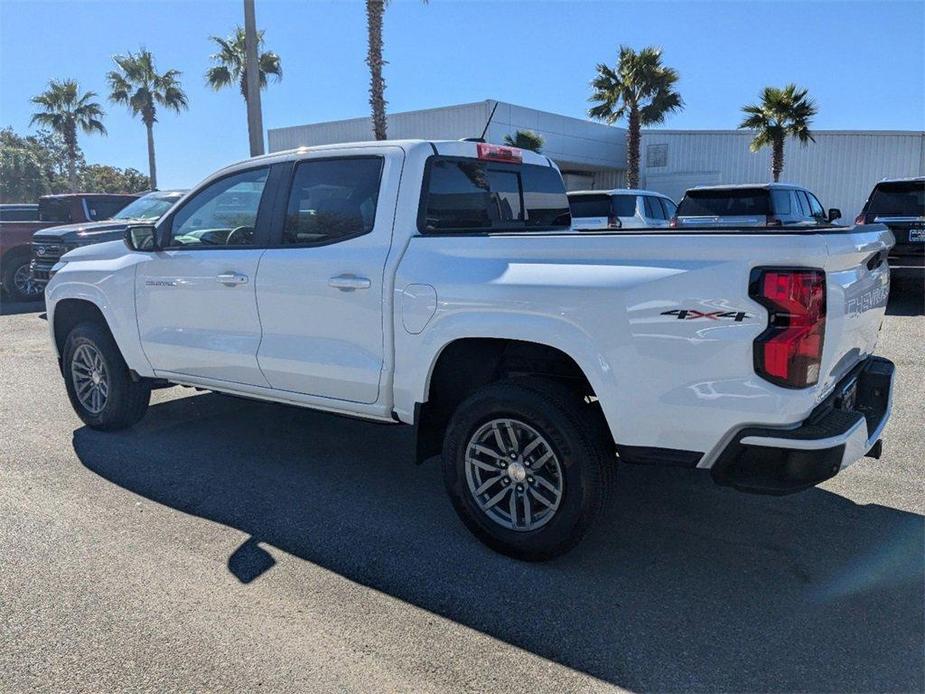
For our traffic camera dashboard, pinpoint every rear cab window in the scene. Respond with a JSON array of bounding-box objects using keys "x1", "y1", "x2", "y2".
[
  {"x1": 866, "y1": 181, "x2": 925, "y2": 218},
  {"x1": 38, "y1": 198, "x2": 72, "y2": 222},
  {"x1": 419, "y1": 157, "x2": 570, "y2": 233},
  {"x1": 678, "y1": 188, "x2": 770, "y2": 217}
]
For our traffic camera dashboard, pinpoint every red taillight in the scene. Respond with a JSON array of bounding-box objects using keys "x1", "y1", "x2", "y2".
[
  {"x1": 750, "y1": 268, "x2": 826, "y2": 388},
  {"x1": 669, "y1": 216, "x2": 679, "y2": 228},
  {"x1": 476, "y1": 143, "x2": 522, "y2": 164}
]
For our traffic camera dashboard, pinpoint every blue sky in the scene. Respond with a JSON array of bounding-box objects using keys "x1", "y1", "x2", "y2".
[{"x1": 1, "y1": 0, "x2": 923, "y2": 188}]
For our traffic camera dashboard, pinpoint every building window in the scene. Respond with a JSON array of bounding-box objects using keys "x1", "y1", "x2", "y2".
[{"x1": 646, "y1": 144, "x2": 668, "y2": 168}]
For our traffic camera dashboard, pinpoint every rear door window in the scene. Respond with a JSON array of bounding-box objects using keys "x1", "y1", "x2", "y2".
[
  {"x1": 866, "y1": 181, "x2": 925, "y2": 217},
  {"x1": 612, "y1": 195, "x2": 637, "y2": 217},
  {"x1": 677, "y1": 189, "x2": 770, "y2": 216},
  {"x1": 282, "y1": 157, "x2": 383, "y2": 245},
  {"x1": 420, "y1": 157, "x2": 570, "y2": 232},
  {"x1": 770, "y1": 190, "x2": 792, "y2": 215},
  {"x1": 644, "y1": 196, "x2": 667, "y2": 220}
]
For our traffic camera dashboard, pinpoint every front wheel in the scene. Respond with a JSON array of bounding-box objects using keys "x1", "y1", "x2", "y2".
[
  {"x1": 62, "y1": 322, "x2": 151, "y2": 430},
  {"x1": 2, "y1": 257, "x2": 43, "y2": 302},
  {"x1": 442, "y1": 379, "x2": 614, "y2": 561}
]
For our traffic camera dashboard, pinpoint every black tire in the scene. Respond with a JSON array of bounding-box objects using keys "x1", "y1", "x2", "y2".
[
  {"x1": 62, "y1": 321, "x2": 151, "y2": 430},
  {"x1": 442, "y1": 379, "x2": 614, "y2": 561},
  {"x1": 2, "y1": 254, "x2": 43, "y2": 302}
]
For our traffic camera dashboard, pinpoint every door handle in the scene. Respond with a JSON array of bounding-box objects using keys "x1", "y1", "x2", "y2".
[
  {"x1": 329, "y1": 274, "x2": 371, "y2": 291},
  {"x1": 216, "y1": 272, "x2": 248, "y2": 286}
]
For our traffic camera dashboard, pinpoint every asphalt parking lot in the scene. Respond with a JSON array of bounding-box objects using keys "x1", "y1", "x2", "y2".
[{"x1": 1, "y1": 287, "x2": 922, "y2": 693}]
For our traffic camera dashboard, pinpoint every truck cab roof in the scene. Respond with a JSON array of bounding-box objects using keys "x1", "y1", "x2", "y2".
[{"x1": 216, "y1": 139, "x2": 555, "y2": 178}]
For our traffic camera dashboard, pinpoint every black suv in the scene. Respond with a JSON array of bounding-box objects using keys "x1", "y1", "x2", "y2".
[{"x1": 856, "y1": 178, "x2": 924, "y2": 284}]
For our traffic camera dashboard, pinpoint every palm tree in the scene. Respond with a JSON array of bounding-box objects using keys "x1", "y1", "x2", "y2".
[
  {"x1": 739, "y1": 84, "x2": 817, "y2": 182},
  {"x1": 107, "y1": 49, "x2": 188, "y2": 189},
  {"x1": 366, "y1": 0, "x2": 426, "y2": 141},
  {"x1": 205, "y1": 26, "x2": 282, "y2": 121},
  {"x1": 503, "y1": 130, "x2": 544, "y2": 153},
  {"x1": 29, "y1": 80, "x2": 105, "y2": 192},
  {"x1": 588, "y1": 46, "x2": 683, "y2": 189}
]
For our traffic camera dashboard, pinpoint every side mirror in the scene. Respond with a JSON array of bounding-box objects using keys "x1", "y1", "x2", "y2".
[
  {"x1": 123, "y1": 224, "x2": 157, "y2": 252},
  {"x1": 828, "y1": 208, "x2": 842, "y2": 223}
]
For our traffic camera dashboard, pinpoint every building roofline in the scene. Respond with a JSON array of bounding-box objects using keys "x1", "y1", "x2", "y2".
[
  {"x1": 643, "y1": 129, "x2": 925, "y2": 136},
  {"x1": 268, "y1": 99, "x2": 627, "y2": 136}
]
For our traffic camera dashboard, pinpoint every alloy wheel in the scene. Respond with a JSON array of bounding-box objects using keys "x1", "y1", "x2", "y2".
[
  {"x1": 13, "y1": 264, "x2": 41, "y2": 297},
  {"x1": 464, "y1": 418, "x2": 564, "y2": 531},
  {"x1": 71, "y1": 343, "x2": 110, "y2": 414}
]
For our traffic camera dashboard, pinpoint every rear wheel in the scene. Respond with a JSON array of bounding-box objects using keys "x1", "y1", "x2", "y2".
[
  {"x1": 62, "y1": 322, "x2": 151, "y2": 430},
  {"x1": 2, "y1": 256, "x2": 43, "y2": 302},
  {"x1": 442, "y1": 379, "x2": 614, "y2": 561}
]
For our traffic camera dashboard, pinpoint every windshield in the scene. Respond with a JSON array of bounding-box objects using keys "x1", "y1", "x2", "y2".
[
  {"x1": 113, "y1": 194, "x2": 181, "y2": 221},
  {"x1": 866, "y1": 181, "x2": 925, "y2": 217},
  {"x1": 678, "y1": 189, "x2": 770, "y2": 216}
]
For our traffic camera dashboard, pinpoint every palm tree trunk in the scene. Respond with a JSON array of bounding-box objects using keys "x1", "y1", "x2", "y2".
[
  {"x1": 771, "y1": 135, "x2": 784, "y2": 182},
  {"x1": 66, "y1": 124, "x2": 78, "y2": 193},
  {"x1": 67, "y1": 143, "x2": 77, "y2": 193},
  {"x1": 626, "y1": 108, "x2": 641, "y2": 189},
  {"x1": 145, "y1": 120, "x2": 158, "y2": 190},
  {"x1": 366, "y1": 0, "x2": 387, "y2": 141}
]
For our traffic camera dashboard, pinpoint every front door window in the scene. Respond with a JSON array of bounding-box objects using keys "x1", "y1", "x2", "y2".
[{"x1": 169, "y1": 168, "x2": 268, "y2": 248}]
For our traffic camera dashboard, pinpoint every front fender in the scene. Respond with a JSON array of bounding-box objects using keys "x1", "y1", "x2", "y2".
[{"x1": 45, "y1": 259, "x2": 153, "y2": 376}]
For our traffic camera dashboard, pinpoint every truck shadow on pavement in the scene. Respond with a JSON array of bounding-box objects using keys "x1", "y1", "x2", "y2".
[
  {"x1": 0, "y1": 299, "x2": 44, "y2": 316},
  {"x1": 73, "y1": 393, "x2": 924, "y2": 692}
]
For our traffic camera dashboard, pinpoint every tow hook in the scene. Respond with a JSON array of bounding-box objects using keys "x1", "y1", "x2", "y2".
[{"x1": 865, "y1": 439, "x2": 883, "y2": 459}]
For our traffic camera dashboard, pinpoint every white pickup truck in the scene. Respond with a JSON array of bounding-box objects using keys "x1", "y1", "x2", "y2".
[{"x1": 45, "y1": 140, "x2": 896, "y2": 560}]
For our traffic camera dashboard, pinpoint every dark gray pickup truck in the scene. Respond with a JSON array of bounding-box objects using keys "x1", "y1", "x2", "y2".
[
  {"x1": 31, "y1": 190, "x2": 185, "y2": 289},
  {"x1": 855, "y1": 177, "x2": 924, "y2": 285}
]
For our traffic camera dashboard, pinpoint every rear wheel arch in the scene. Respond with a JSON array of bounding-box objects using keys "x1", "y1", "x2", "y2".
[{"x1": 414, "y1": 337, "x2": 609, "y2": 463}]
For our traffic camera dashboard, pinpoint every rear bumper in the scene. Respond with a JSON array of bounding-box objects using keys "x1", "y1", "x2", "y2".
[
  {"x1": 888, "y1": 249, "x2": 924, "y2": 279},
  {"x1": 711, "y1": 356, "x2": 895, "y2": 495}
]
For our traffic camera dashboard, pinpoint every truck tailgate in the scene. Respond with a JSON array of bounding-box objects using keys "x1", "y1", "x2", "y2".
[{"x1": 818, "y1": 225, "x2": 894, "y2": 396}]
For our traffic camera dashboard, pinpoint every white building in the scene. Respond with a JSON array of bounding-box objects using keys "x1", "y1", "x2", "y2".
[{"x1": 268, "y1": 99, "x2": 925, "y2": 220}]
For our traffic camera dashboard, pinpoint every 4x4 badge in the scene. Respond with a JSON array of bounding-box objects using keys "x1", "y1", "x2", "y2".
[{"x1": 661, "y1": 309, "x2": 750, "y2": 321}]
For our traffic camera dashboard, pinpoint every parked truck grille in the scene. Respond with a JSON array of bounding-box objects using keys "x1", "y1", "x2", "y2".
[
  {"x1": 31, "y1": 240, "x2": 74, "y2": 283},
  {"x1": 32, "y1": 241, "x2": 69, "y2": 262}
]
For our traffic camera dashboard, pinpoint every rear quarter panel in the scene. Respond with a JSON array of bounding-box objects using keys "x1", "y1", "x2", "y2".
[{"x1": 393, "y1": 227, "x2": 892, "y2": 465}]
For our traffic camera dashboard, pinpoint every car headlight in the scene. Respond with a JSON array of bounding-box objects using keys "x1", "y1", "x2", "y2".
[{"x1": 48, "y1": 260, "x2": 67, "y2": 279}]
